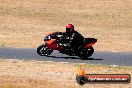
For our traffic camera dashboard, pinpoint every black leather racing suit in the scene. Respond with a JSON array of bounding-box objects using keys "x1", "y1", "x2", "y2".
[{"x1": 65, "y1": 31, "x2": 84, "y2": 50}]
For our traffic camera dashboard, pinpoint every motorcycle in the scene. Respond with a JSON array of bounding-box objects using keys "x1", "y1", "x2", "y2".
[{"x1": 37, "y1": 32, "x2": 97, "y2": 60}]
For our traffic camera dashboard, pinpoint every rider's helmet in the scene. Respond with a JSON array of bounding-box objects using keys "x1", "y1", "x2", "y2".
[{"x1": 66, "y1": 24, "x2": 74, "y2": 33}]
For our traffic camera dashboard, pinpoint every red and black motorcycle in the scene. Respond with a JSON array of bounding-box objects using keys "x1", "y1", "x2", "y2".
[{"x1": 37, "y1": 32, "x2": 97, "y2": 59}]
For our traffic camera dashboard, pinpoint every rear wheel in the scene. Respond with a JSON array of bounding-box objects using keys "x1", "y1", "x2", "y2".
[
  {"x1": 37, "y1": 44, "x2": 53, "y2": 56},
  {"x1": 79, "y1": 46, "x2": 94, "y2": 60}
]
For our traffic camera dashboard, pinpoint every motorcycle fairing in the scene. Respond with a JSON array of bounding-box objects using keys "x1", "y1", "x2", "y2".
[{"x1": 46, "y1": 39, "x2": 58, "y2": 50}]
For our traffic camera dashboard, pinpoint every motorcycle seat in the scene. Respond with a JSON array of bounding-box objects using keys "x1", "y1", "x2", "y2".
[{"x1": 84, "y1": 38, "x2": 97, "y2": 44}]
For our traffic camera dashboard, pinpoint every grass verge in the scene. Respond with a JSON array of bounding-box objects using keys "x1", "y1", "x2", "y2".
[{"x1": 0, "y1": 59, "x2": 131, "y2": 88}]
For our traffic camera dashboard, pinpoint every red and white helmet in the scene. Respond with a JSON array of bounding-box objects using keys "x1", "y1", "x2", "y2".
[{"x1": 66, "y1": 24, "x2": 74, "y2": 33}]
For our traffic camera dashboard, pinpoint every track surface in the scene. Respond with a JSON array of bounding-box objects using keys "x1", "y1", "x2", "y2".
[{"x1": 0, "y1": 48, "x2": 132, "y2": 66}]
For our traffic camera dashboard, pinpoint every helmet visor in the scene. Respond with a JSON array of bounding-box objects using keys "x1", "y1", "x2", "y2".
[{"x1": 66, "y1": 28, "x2": 71, "y2": 31}]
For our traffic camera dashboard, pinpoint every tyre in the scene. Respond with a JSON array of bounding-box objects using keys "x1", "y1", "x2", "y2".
[
  {"x1": 79, "y1": 46, "x2": 94, "y2": 60},
  {"x1": 37, "y1": 44, "x2": 53, "y2": 56}
]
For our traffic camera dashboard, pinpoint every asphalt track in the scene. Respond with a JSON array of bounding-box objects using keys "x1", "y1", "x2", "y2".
[{"x1": 0, "y1": 48, "x2": 132, "y2": 66}]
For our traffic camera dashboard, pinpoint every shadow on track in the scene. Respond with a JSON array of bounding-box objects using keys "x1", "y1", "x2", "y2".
[
  {"x1": 47, "y1": 55, "x2": 103, "y2": 60},
  {"x1": 87, "y1": 58, "x2": 103, "y2": 60}
]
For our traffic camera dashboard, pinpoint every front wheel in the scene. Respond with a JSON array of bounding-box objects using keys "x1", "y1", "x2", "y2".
[
  {"x1": 79, "y1": 46, "x2": 94, "y2": 60},
  {"x1": 37, "y1": 44, "x2": 53, "y2": 56}
]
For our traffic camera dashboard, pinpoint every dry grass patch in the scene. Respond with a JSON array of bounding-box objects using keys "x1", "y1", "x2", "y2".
[
  {"x1": 0, "y1": 59, "x2": 132, "y2": 88},
  {"x1": 0, "y1": 0, "x2": 132, "y2": 51}
]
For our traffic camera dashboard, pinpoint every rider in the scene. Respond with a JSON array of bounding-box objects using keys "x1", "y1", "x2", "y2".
[{"x1": 65, "y1": 24, "x2": 84, "y2": 50}]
